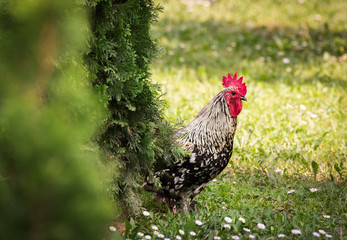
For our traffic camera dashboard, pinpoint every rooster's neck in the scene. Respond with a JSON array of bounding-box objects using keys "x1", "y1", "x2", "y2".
[{"x1": 178, "y1": 91, "x2": 237, "y2": 153}]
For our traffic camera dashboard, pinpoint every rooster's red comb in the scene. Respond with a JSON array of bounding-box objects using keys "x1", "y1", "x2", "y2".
[{"x1": 222, "y1": 72, "x2": 247, "y2": 96}]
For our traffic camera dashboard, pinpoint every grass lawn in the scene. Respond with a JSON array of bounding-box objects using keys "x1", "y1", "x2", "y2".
[{"x1": 111, "y1": 0, "x2": 346, "y2": 239}]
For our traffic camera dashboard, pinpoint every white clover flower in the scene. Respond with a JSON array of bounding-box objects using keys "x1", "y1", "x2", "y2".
[
  {"x1": 214, "y1": 236, "x2": 221, "y2": 240},
  {"x1": 292, "y1": 229, "x2": 302, "y2": 235},
  {"x1": 109, "y1": 226, "x2": 117, "y2": 232},
  {"x1": 189, "y1": 231, "x2": 196, "y2": 236},
  {"x1": 224, "y1": 217, "x2": 232, "y2": 223},
  {"x1": 249, "y1": 235, "x2": 256, "y2": 239},
  {"x1": 179, "y1": 229, "x2": 184, "y2": 235},
  {"x1": 224, "y1": 224, "x2": 231, "y2": 229},
  {"x1": 326, "y1": 234, "x2": 333, "y2": 238},
  {"x1": 310, "y1": 188, "x2": 318, "y2": 192},
  {"x1": 313, "y1": 232, "x2": 320, "y2": 237},
  {"x1": 282, "y1": 58, "x2": 290, "y2": 64},
  {"x1": 323, "y1": 215, "x2": 331, "y2": 219},
  {"x1": 145, "y1": 235, "x2": 152, "y2": 239},
  {"x1": 153, "y1": 231, "x2": 159, "y2": 236},
  {"x1": 232, "y1": 236, "x2": 240, "y2": 240},
  {"x1": 239, "y1": 217, "x2": 246, "y2": 223},
  {"x1": 151, "y1": 225, "x2": 159, "y2": 231},
  {"x1": 195, "y1": 220, "x2": 203, "y2": 226},
  {"x1": 175, "y1": 236, "x2": 182, "y2": 240},
  {"x1": 143, "y1": 210, "x2": 150, "y2": 216},
  {"x1": 275, "y1": 169, "x2": 282, "y2": 173},
  {"x1": 243, "y1": 228, "x2": 251, "y2": 232},
  {"x1": 300, "y1": 104, "x2": 307, "y2": 110},
  {"x1": 278, "y1": 234, "x2": 286, "y2": 238},
  {"x1": 257, "y1": 223, "x2": 266, "y2": 229},
  {"x1": 158, "y1": 233, "x2": 165, "y2": 238},
  {"x1": 137, "y1": 232, "x2": 144, "y2": 237},
  {"x1": 318, "y1": 229, "x2": 326, "y2": 234},
  {"x1": 288, "y1": 189, "x2": 295, "y2": 194}
]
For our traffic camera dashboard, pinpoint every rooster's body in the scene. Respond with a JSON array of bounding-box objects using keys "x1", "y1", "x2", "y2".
[{"x1": 143, "y1": 73, "x2": 247, "y2": 212}]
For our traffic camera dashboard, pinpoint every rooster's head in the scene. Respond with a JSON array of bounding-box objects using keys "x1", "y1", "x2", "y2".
[{"x1": 222, "y1": 72, "x2": 247, "y2": 117}]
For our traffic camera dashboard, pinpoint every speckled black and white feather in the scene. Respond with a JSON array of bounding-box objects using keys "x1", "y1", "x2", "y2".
[{"x1": 143, "y1": 87, "x2": 238, "y2": 206}]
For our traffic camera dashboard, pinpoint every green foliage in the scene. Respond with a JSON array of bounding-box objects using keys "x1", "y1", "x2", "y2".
[
  {"x1": 0, "y1": 1, "x2": 113, "y2": 239},
  {"x1": 83, "y1": 0, "x2": 184, "y2": 214}
]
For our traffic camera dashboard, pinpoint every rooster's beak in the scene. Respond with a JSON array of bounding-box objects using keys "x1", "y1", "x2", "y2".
[{"x1": 240, "y1": 96, "x2": 247, "y2": 101}]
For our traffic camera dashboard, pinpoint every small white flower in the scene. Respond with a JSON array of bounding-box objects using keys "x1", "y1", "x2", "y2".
[
  {"x1": 222, "y1": 206, "x2": 227, "y2": 209},
  {"x1": 243, "y1": 228, "x2": 251, "y2": 232},
  {"x1": 158, "y1": 233, "x2": 165, "y2": 238},
  {"x1": 282, "y1": 58, "x2": 290, "y2": 64},
  {"x1": 153, "y1": 231, "x2": 159, "y2": 236},
  {"x1": 318, "y1": 229, "x2": 326, "y2": 234},
  {"x1": 249, "y1": 235, "x2": 256, "y2": 239},
  {"x1": 288, "y1": 189, "x2": 295, "y2": 194},
  {"x1": 310, "y1": 113, "x2": 318, "y2": 118},
  {"x1": 109, "y1": 226, "x2": 117, "y2": 232},
  {"x1": 257, "y1": 223, "x2": 266, "y2": 229},
  {"x1": 175, "y1": 236, "x2": 182, "y2": 240},
  {"x1": 179, "y1": 229, "x2": 185, "y2": 235},
  {"x1": 233, "y1": 181, "x2": 237, "y2": 184},
  {"x1": 275, "y1": 169, "x2": 282, "y2": 173},
  {"x1": 189, "y1": 231, "x2": 196, "y2": 236},
  {"x1": 292, "y1": 229, "x2": 302, "y2": 235},
  {"x1": 145, "y1": 235, "x2": 152, "y2": 240},
  {"x1": 300, "y1": 104, "x2": 307, "y2": 110},
  {"x1": 301, "y1": 120, "x2": 308, "y2": 125},
  {"x1": 143, "y1": 210, "x2": 150, "y2": 216},
  {"x1": 214, "y1": 236, "x2": 221, "y2": 240},
  {"x1": 326, "y1": 234, "x2": 333, "y2": 238},
  {"x1": 137, "y1": 232, "x2": 144, "y2": 237},
  {"x1": 313, "y1": 232, "x2": 320, "y2": 237},
  {"x1": 278, "y1": 234, "x2": 286, "y2": 238},
  {"x1": 164, "y1": 238, "x2": 170, "y2": 240},
  {"x1": 151, "y1": 225, "x2": 159, "y2": 231},
  {"x1": 195, "y1": 220, "x2": 203, "y2": 226},
  {"x1": 323, "y1": 215, "x2": 331, "y2": 219},
  {"x1": 224, "y1": 224, "x2": 231, "y2": 229},
  {"x1": 224, "y1": 217, "x2": 232, "y2": 223},
  {"x1": 232, "y1": 236, "x2": 240, "y2": 240},
  {"x1": 239, "y1": 217, "x2": 246, "y2": 223},
  {"x1": 310, "y1": 188, "x2": 318, "y2": 192},
  {"x1": 212, "y1": 179, "x2": 217, "y2": 182}
]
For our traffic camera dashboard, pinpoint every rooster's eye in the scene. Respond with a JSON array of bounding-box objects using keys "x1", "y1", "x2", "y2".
[{"x1": 231, "y1": 91, "x2": 236, "y2": 95}]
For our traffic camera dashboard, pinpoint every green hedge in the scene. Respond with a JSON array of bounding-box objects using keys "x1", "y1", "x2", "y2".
[
  {"x1": 0, "y1": 1, "x2": 113, "y2": 239},
  {"x1": 84, "y1": 0, "x2": 184, "y2": 214}
]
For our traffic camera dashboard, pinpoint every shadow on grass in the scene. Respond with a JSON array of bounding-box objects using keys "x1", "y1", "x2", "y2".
[{"x1": 153, "y1": 18, "x2": 346, "y2": 87}]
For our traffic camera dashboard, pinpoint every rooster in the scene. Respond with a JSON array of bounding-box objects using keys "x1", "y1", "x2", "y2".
[{"x1": 143, "y1": 72, "x2": 247, "y2": 213}]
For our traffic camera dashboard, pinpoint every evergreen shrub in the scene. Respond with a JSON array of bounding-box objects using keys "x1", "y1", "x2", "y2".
[{"x1": 83, "y1": 0, "x2": 184, "y2": 214}]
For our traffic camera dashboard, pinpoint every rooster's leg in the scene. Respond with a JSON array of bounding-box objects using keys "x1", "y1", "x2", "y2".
[
  {"x1": 183, "y1": 200, "x2": 188, "y2": 213},
  {"x1": 189, "y1": 200, "x2": 197, "y2": 211}
]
